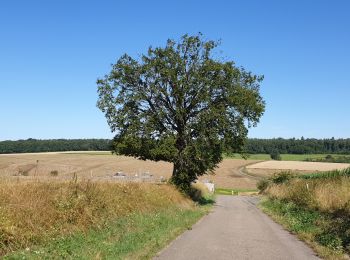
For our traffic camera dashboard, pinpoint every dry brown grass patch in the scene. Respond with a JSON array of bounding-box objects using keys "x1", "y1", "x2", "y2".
[
  {"x1": 266, "y1": 177, "x2": 350, "y2": 215},
  {"x1": 0, "y1": 179, "x2": 192, "y2": 255}
]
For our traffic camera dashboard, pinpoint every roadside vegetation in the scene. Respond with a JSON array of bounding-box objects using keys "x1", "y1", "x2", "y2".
[
  {"x1": 258, "y1": 168, "x2": 350, "y2": 259},
  {"x1": 0, "y1": 180, "x2": 213, "y2": 258}
]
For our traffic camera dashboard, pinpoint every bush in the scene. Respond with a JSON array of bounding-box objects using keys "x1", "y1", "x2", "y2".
[
  {"x1": 325, "y1": 154, "x2": 333, "y2": 160},
  {"x1": 270, "y1": 150, "x2": 281, "y2": 160},
  {"x1": 270, "y1": 172, "x2": 294, "y2": 184},
  {"x1": 257, "y1": 179, "x2": 270, "y2": 192}
]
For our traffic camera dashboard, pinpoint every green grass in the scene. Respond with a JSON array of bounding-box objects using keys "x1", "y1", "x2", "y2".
[
  {"x1": 215, "y1": 187, "x2": 258, "y2": 195},
  {"x1": 4, "y1": 205, "x2": 211, "y2": 259},
  {"x1": 225, "y1": 153, "x2": 345, "y2": 161},
  {"x1": 260, "y1": 198, "x2": 348, "y2": 259}
]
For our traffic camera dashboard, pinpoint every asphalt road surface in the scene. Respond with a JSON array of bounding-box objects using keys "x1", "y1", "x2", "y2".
[{"x1": 155, "y1": 195, "x2": 320, "y2": 260}]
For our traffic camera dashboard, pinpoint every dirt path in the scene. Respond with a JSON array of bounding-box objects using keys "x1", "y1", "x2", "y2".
[
  {"x1": 237, "y1": 165, "x2": 263, "y2": 180},
  {"x1": 155, "y1": 196, "x2": 320, "y2": 260}
]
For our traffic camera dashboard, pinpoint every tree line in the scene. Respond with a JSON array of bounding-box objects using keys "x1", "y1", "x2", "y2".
[
  {"x1": 245, "y1": 138, "x2": 350, "y2": 154},
  {"x1": 1, "y1": 138, "x2": 349, "y2": 155},
  {"x1": 0, "y1": 139, "x2": 112, "y2": 154}
]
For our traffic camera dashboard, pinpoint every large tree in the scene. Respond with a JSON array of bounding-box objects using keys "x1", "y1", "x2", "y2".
[{"x1": 97, "y1": 34, "x2": 265, "y2": 192}]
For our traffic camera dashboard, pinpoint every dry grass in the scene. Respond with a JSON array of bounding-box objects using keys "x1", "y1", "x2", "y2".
[
  {"x1": 266, "y1": 177, "x2": 350, "y2": 214},
  {"x1": 262, "y1": 172, "x2": 350, "y2": 258},
  {"x1": 0, "y1": 179, "x2": 192, "y2": 256}
]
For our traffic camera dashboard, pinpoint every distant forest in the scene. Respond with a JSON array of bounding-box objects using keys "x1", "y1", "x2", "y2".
[
  {"x1": 0, "y1": 138, "x2": 349, "y2": 154},
  {"x1": 0, "y1": 139, "x2": 112, "y2": 154},
  {"x1": 246, "y1": 138, "x2": 350, "y2": 154}
]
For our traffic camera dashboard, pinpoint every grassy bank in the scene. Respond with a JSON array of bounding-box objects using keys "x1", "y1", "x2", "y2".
[
  {"x1": 259, "y1": 169, "x2": 350, "y2": 259},
  {"x1": 5, "y1": 206, "x2": 208, "y2": 259},
  {"x1": 0, "y1": 180, "x2": 211, "y2": 258}
]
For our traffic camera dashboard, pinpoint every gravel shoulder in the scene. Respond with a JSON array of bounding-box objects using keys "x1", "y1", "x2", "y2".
[{"x1": 155, "y1": 195, "x2": 320, "y2": 260}]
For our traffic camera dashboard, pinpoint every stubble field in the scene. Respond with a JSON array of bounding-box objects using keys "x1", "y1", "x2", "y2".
[
  {"x1": 0, "y1": 152, "x2": 258, "y2": 189},
  {"x1": 246, "y1": 160, "x2": 350, "y2": 178},
  {"x1": 1, "y1": 152, "x2": 349, "y2": 190}
]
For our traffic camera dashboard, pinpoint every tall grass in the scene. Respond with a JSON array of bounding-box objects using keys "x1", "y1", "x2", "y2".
[
  {"x1": 264, "y1": 169, "x2": 350, "y2": 214},
  {"x1": 0, "y1": 179, "x2": 192, "y2": 256},
  {"x1": 260, "y1": 168, "x2": 350, "y2": 258}
]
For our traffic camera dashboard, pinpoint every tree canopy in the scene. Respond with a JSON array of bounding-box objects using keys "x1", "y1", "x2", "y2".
[{"x1": 97, "y1": 34, "x2": 265, "y2": 192}]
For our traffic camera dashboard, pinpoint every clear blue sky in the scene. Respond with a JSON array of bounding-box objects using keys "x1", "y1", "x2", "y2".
[{"x1": 1, "y1": 0, "x2": 349, "y2": 141}]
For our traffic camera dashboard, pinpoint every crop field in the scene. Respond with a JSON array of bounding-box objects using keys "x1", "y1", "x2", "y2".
[
  {"x1": 227, "y1": 153, "x2": 348, "y2": 161},
  {"x1": 3, "y1": 152, "x2": 348, "y2": 190},
  {"x1": 246, "y1": 160, "x2": 350, "y2": 178},
  {"x1": 0, "y1": 152, "x2": 259, "y2": 189}
]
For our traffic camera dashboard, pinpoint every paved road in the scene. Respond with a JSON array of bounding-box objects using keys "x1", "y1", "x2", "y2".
[{"x1": 155, "y1": 196, "x2": 320, "y2": 260}]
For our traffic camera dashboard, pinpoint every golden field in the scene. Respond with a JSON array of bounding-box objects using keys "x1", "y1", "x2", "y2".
[{"x1": 0, "y1": 152, "x2": 259, "y2": 189}]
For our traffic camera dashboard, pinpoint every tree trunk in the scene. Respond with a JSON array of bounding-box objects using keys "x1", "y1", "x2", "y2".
[{"x1": 171, "y1": 133, "x2": 191, "y2": 193}]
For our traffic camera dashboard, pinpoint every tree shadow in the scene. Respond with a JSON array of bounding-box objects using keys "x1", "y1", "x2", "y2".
[{"x1": 195, "y1": 196, "x2": 216, "y2": 206}]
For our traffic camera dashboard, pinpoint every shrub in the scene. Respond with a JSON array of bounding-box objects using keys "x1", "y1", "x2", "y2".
[
  {"x1": 270, "y1": 150, "x2": 281, "y2": 160},
  {"x1": 325, "y1": 154, "x2": 333, "y2": 161},
  {"x1": 257, "y1": 179, "x2": 270, "y2": 192},
  {"x1": 270, "y1": 171, "x2": 294, "y2": 184}
]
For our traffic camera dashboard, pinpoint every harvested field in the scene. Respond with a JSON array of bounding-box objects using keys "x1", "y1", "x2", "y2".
[
  {"x1": 246, "y1": 160, "x2": 350, "y2": 177},
  {"x1": 0, "y1": 153, "x2": 257, "y2": 189},
  {"x1": 198, "y1": 159, "x2": 260, "y2": 189}
]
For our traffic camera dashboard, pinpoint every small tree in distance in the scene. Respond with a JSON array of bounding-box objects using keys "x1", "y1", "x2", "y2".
[
  {"x1": 97, "y1": 33, "x2": 265, "y2": 193},
  {"x1": 270, "y1": 150, "x2": 281, "y2": 160}
]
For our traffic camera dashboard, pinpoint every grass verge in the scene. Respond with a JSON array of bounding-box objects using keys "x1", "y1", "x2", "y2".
[
  {"x1": 4, "y1": 205, "x2": 210, "y2": 259},
  {"x1": 260, "y1": 198, "x2": 347, "y2": 259},
  {"x1": 0, "y1": 180, "x2": 213, "y2": 258},
  {"x1": 258, "y1": 168, "x2": 350, "y2": 259}
]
